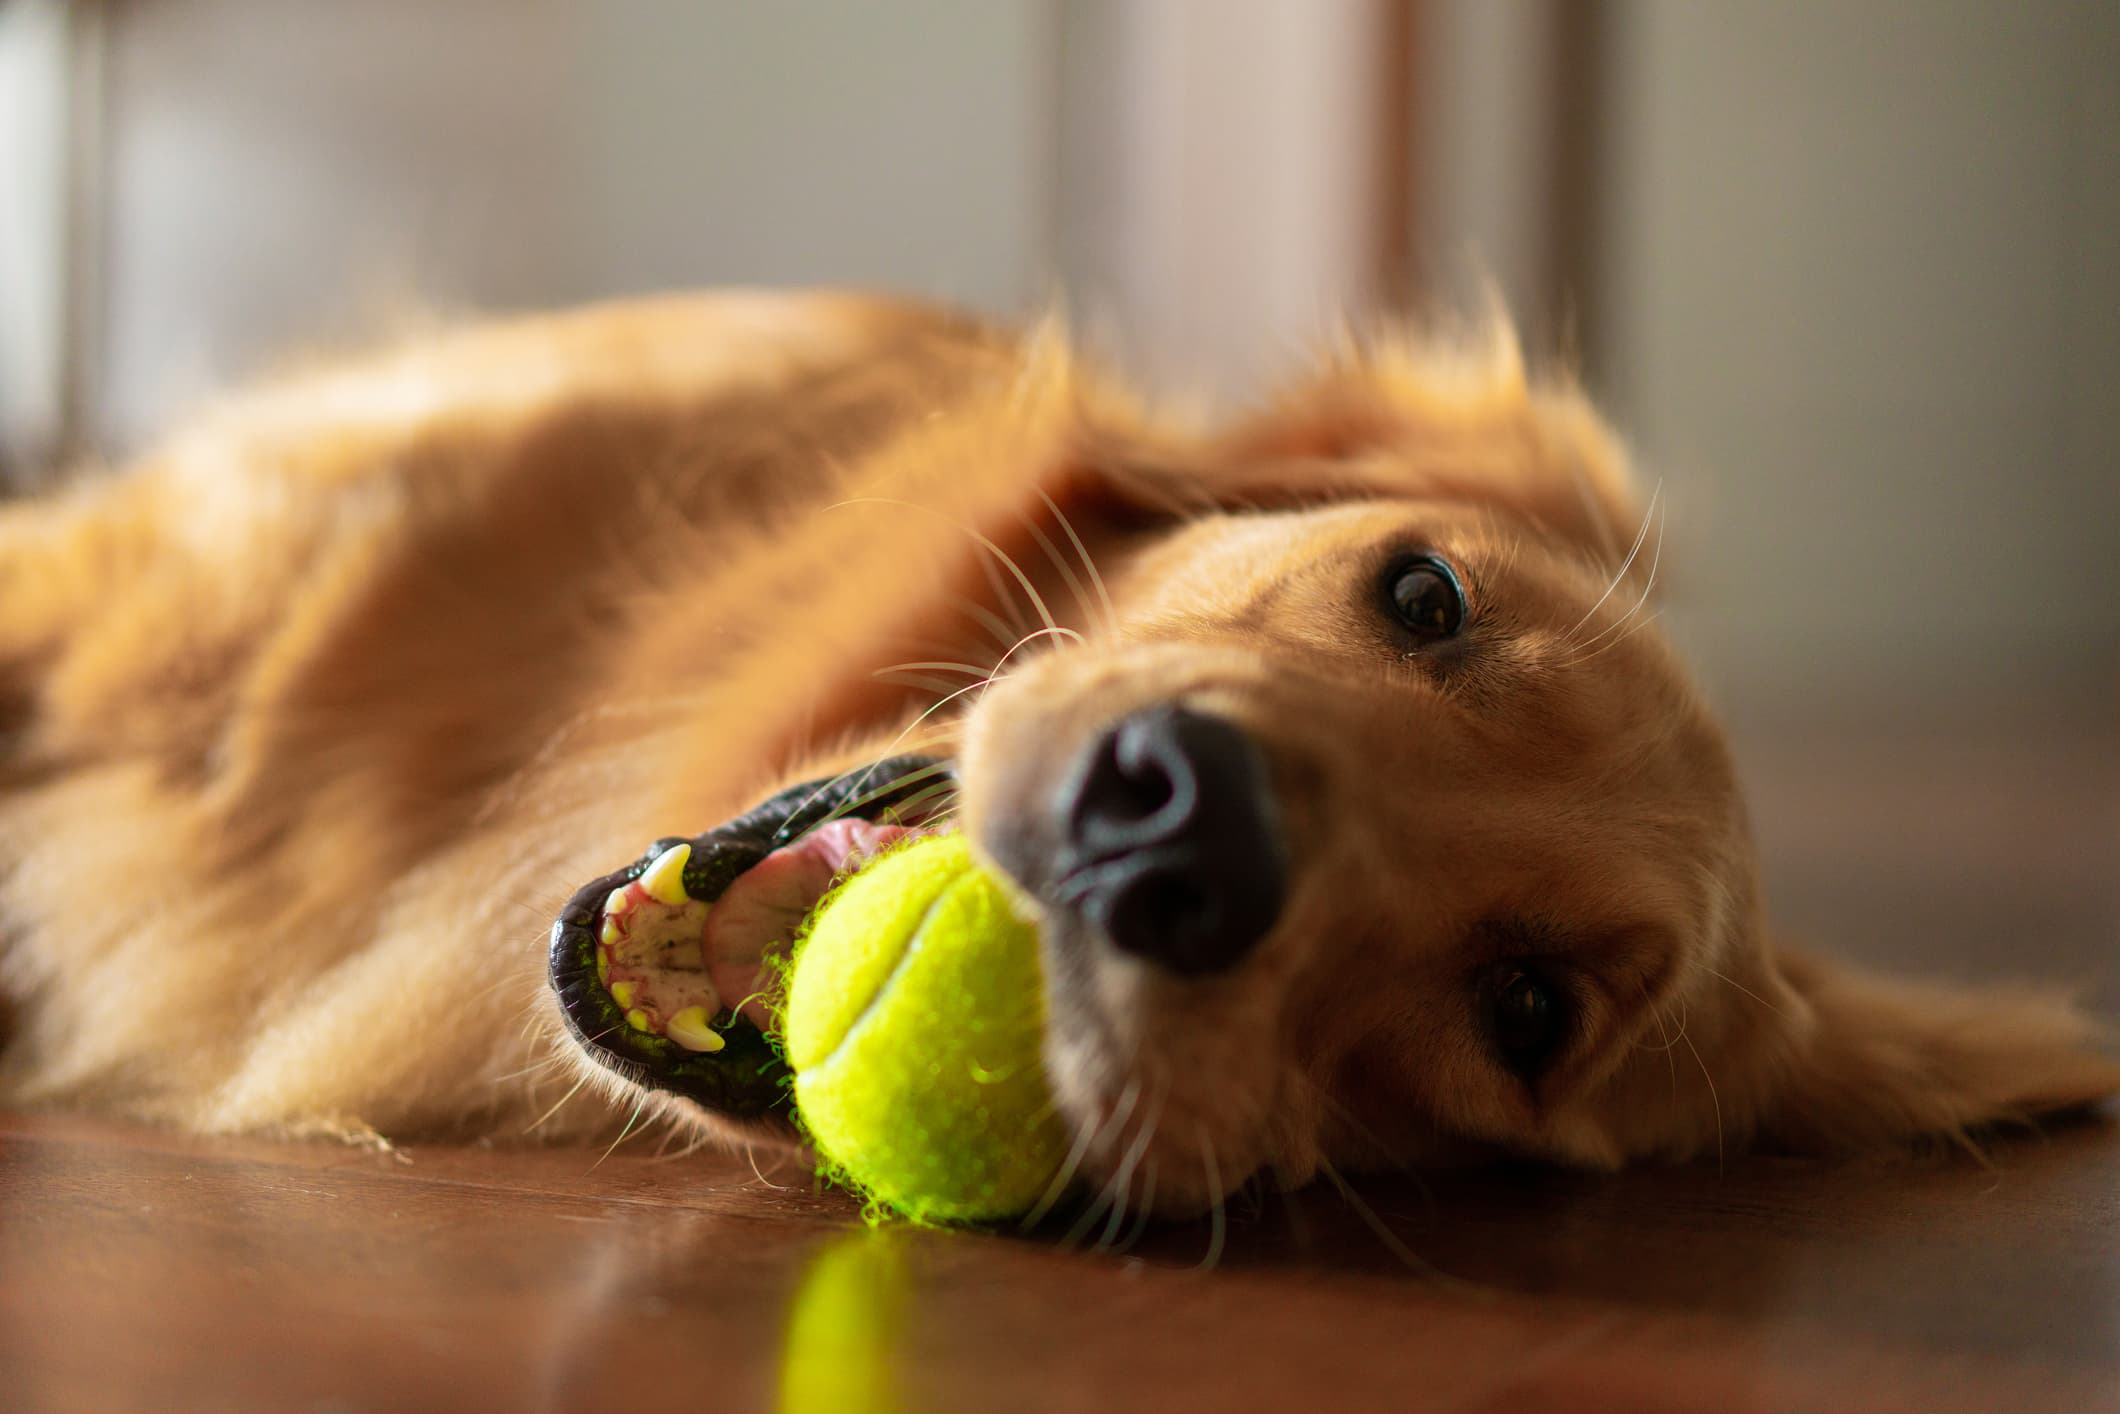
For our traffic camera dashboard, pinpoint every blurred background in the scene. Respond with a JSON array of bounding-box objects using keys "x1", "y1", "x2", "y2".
[{"x1": 1, "y1": 1, "x2": 2115, "y2": 986}]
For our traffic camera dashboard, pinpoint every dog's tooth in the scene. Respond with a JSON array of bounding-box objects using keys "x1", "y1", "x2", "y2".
[
  {"x1": 599, "y1": 916, "x2": 620, "y2": 947},
  {"x1": 638, "y1": 843, "x2": 693, "y2": 907},
  {"x1": 604, "y1": 887, "x2": 631, "y2": 918},
  {"x1": 596, "y1": 952, "x2": 610, "y2": 986},
  {"x1": 625, "y1": 1007, "x2": 654, "y2": 1033},
  {"x1": 609, "y1": 981, "x2": 636, "y2": 1009},
  {"x1": 664, "y1": 1006, "x2": 725, "y2": 1053}
]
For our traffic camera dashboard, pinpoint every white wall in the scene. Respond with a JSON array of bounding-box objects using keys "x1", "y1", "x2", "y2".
[
  {"x1": 97, "y1": 0, "x2": 586, "y2": 447},
  {"x1": 578, "y1": 1, "x2": 1053, "y2": 310},
  {"x1": 82, "y1": 0, "x2": 1056, "y2": 450},
  {"x1": 1058, "y1": 0, "x2": 1393, "y2": 401},
  {"x1": 1412, "y1": 0, "x2": 1557, "y2": 333},
  {"x1": 0, "y1": 0, "x2": 72, "y2": 477},
  {"x1": 1597, "y1": 0, "x2": 2120, "y2": 725}
]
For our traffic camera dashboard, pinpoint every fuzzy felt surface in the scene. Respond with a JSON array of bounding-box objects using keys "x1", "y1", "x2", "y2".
[{"x1": 785, "y1": 835, "x2": 1067, "y2": 1224}]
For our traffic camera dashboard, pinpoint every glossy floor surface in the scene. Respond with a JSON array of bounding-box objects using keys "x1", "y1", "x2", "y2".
[{"x1": 5, "y1": 730, "x2": 2117, "y2": 1412}]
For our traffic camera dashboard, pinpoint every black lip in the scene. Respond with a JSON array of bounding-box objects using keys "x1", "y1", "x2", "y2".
[{"x1": 547, "y1": 754, "x2": 955, "y2": 1122}]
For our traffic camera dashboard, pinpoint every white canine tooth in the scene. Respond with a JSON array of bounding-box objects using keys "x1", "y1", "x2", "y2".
[
  {"x1": 638, "y1": 842, "x2": 693, "y2": 907},
  {"x1": 599, "y1": 917, "x2": 620, "y2": 947},
  {"x1": 604, "y1": 887, "x2": 631, "y2": 918},
  {"x1": 664, "y1": 1006, "x2": 725, "y2": 1053}
]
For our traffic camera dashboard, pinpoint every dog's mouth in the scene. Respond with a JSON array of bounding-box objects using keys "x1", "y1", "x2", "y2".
[{"x1": 547, "y1": 755, "x2": 955, "y2": 1124}]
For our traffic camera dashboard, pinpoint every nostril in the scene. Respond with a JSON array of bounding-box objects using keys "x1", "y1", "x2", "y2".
[
  {"x1": 1068, "y1": 709, "x2": 1201, "y2": 859},
  {"x1": 1104, "y1": 870, "x2": 1209, "y2": 946},
  {"x1": 1103, "y1": 746, "x2": 1176, "y2": 822}
]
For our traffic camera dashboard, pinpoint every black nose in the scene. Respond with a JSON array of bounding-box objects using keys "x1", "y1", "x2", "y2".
[{"x1": 1054, "y1": 704, "x2": 1287, "y2": 975}]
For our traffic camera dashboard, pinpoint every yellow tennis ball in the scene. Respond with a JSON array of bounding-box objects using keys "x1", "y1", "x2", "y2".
[{"x1": 784, "y1": 833, "x2": 1067, "y2": 1224}]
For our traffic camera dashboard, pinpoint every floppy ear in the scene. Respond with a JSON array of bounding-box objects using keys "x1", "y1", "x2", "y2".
[
  {"x1": 1124, "y1": 324, "x2": 1650, "y2": 565},
  {"x1": 1758, "y1": 946, "x2": 2120, "y2": 1152}
]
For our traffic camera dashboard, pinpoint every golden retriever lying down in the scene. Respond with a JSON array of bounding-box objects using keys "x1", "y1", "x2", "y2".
[{"x1": 1, "y1": 291, "x2": 2113, "y2": 1214}]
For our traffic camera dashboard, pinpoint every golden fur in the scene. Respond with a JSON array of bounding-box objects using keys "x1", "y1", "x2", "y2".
[{"x1": 2, "y1": 290, "x2": 2113, "y2": 1210}]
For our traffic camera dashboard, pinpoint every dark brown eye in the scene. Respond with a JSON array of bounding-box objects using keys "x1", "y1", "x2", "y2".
[
  {"x1": 1486, "y1": 968, "x2": 1566, "y2": 1077},
  {"x1": 1384, "y1": 555, "x2": 1466, "y2": 640}
]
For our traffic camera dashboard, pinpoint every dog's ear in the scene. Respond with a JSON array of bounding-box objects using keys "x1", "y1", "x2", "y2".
[
  {"x1": 1755, "y1": 946, "x2": 2120, "y2": 1152},
  {"x1": 1101, "y1": 325, "x2": 1649, "y2": 566}
]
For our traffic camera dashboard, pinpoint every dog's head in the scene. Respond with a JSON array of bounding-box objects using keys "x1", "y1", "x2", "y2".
[{"x1": 551, "y1": 323, "x2": 2119, "y2": 1214}]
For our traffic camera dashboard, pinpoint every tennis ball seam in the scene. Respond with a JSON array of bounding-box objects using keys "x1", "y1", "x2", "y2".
[{"x1": 797, "y1": 859, "x2": 980, "y2": 1088}]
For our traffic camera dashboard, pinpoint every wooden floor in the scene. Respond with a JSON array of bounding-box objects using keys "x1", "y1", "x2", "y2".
[{"x1": 5, "y1": 729, "x2": 2117, "y2": 1413}]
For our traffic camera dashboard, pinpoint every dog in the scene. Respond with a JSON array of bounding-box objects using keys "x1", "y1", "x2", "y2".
[{"x1": 2, "y1": 290, "x2": 2113, "y2": 1216}]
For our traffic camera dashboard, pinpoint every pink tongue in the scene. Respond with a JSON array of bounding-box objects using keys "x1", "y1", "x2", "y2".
[{"x1": 703, "y1": 818, "x2": 917, "y2": 1030}]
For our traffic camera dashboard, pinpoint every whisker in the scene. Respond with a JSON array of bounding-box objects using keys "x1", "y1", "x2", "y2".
[
  {"x1": 1568, "y1": 493, "x2": 1667, "y2": 657},
  {"x1": 871, "y1": 672, "x2": 967, "y2": 698},
  {"x1": 1566, "y1": 458, "x2": 1628, "y2": 568},
  {"x1": 1701, "y1": 965, "x2": 1792, "y2": 1019},
  {"x1": 1058, "y1": 1077, "x2": 1143, "y2": 1248},
  {"x1": 870, "y1": 657, "x2": 1007, "y2": 703},
  {"x1": 1057, "y1": 1183, "x2": 1118, "y2": 1249},
  {"x1": 1018, "y1": 513, "x2": 1098, "y2": 639},
  {"x1": 1565, "y1": 479, "x2": 1662, "y2": 643},
  {"x1": 948, "y1": 594, "x2": 1023, "y2": 657},
  {"x1": 743, "y1": 1142, "x2": 800, "y2": 1190},
  {"x1": 1116, "y1": 1159, "x2": 1160, "y2": 1254},
  {"x1": 828, "y1": 496, "x2": 1081, "y2": 645},
  {"x1": 1020, "y1": 1095, "x2": 1106, "y2": 1231},
  {"x1": 1677, "y1": 1022, "x2": 1726, "y2": 1176},
  {"x1": 1095, "y1": 1085, "x2": 1165, "y2": 1251},
  {"x1": 504, "y1": 895, "x2": 568, "y2": 925},
  {"x1": 779, "y1": 745, "x2": 968, "y2": 845},
  {"x1": 1633, "y1": 994, "x2": 1693, "y2": 1055},
  {"x1": 781, "y1": 754, "x2": 970, "y2": 864},
  {"x1": 879, "y1": 778, "x2": 958, "y2": 822},
  {"x1": 1023, "y1": 1025, "x2": 1156, "y2": 1234},
  {"x1": 906, "y1": 803, "x2": 961, "y2": 835},
  {"x1": 816, "y1": 760, "x2": 958, "y2": 822},
  {"x1": 639, "y1": 1118, "x2": 707, "y2": 1163},
  {"x1": 981, "y1": 626, "x2": 1074, "y2": 676},
  {"x1": 591, "y1": 1096, "x2": 650, "y2": 1169},
  {"x1": 515, "y1": 996, "x2": 556, "y2": 1047},
  {"x1": 649, "y1": 1130, "x2": 720, "y2": 1165},
  {"x1": 1195, "y1": 1137, "x2": 1227, "y2": 1272},
  {"x1": 885, "y1": 629, "x2": 993, "y2": 663},
  {"x1": 1633, "y1": 979, "x2": 1684, "y2": 1105},
  {"x1": 1293, "y1": 1077, "x2": 1439, "y2": 1225},
  {"x1": 1035, "y1": 487, "x2": 1118, "y2": 635},
  {"x1": 1564, "y1": 610, "x2": 1663, "y2": 670},
  {"x1": 798, "y1": 613, "x2": 1088, "y2": 835},
  {"x1": 1495, "y1": 529, "x2": 1526, "y2": 584},
  {"x1": 873, "y1": 660, "x2": 1001, "y2": 679},
  {"x1": 521, "y1": 1072, "x2": 591, "y2": 1136},
  {"x1": 1089, "y1": 1176, "x2": 1131, "y2": 1255},
  {"x1": 490, "y1": 1050, "x2": 577, "y2": 1085},
  {"x1": 974, "y1": 537, "x2": 1034, "y2": 639},
  {"x1": 1314, "y1": 1158, "x2": 1457, "y2": 1283}
]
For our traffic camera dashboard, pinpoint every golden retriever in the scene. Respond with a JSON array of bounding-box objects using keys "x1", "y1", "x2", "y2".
[{"x1": 1, "y1": 290, "x2": 2112, "y2": 1216}]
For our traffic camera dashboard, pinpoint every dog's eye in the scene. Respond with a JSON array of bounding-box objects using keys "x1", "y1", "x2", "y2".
[
  {"x1": 1486, "y1": 967, "x2": 1566, "y2": 1076},
  {"x1": 1384, "y1": 555, "x2": 1466, "y2": 641}
]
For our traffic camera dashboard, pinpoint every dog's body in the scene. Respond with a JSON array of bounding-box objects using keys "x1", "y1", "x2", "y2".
[{"x1": 2, "y1": 291, "x2": 2113, "y2": 1212}]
